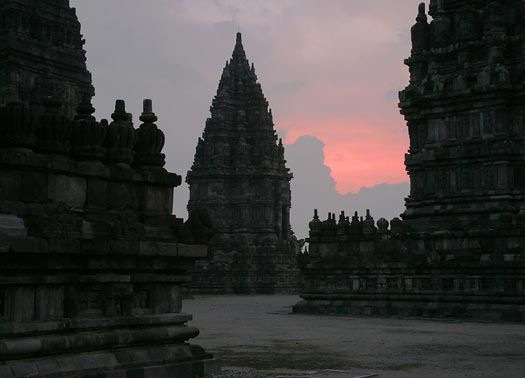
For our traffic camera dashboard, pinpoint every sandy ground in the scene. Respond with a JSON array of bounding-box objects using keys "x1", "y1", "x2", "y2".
[{"x1": 184, "y1": 295, "x2": 525, "y2": 378}]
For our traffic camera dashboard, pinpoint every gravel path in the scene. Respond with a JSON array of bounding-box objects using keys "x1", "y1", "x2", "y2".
[
  {"x1": 210, "y1": 367, "x2": 379, "y2": 378},
  {"x1": 185, "y1": 295, "x2": 525, "y2": 378}
]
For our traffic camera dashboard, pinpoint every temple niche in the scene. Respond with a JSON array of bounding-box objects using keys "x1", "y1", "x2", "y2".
[
  {"x1": 0, "y1": 1, "x2": 217, "y2": 377},
  {"x1": 294, "y1": 0, "x2": 525, "y2": 321},
  {"x1": 186, "y1": 33, "x2": 302, "y2": 293},
  {"x1": 0, "y1": 0, "x2": 94, "y2": 118}
]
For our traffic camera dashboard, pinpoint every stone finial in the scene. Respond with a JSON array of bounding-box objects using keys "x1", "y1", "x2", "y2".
[
  {"x1": 322, "y1": 212, "x2": 337, "y2": 238},
  {"x1": 430, "y1": 0, "x2": 451, "y2": 48},
  {"x1": 0, "y1": 101, "x2": 38, "y2": 149},
  {"x1": 349, "y1": 211, "x2": 361, "y2": 234},
  {"x1": 278, "y1": 138, "x2": 285, "y2": 163},
  {"x1": 338, "y1": 211, "x2": 346, "y2": 224},
  {"x1": 411, "y1": 2, "x2": 430, "y2": 53},
  {"x1": 337, "y1": 211, "x2": 349, "y2": 236},
  {"x1": 363, "y1": 209, "x2": 376, "y2": 234},
  {"x1": 309, "y1": 209, "x2": 322, "y2": 235},
  {"x1": 71, "y1": 97, "x2": 106, "y2": 161},
  {"x1": 113, "y1": 99, "x2": 127, "y2": 120},
  {"x1": 37, "y1": 97, "x2": 72, "y2": 154},
  {"x1": 416, "y1": 3, "x2": 426, "y2": 22},
  {"x1": 390, "y1": 217, "x2": 404, "y2": 234},
  {"x1": 233, "y1": 32, "x2": 247, "y2": 60},
  {"x1": 377, "y1": 217, "x2": 389, "y2": 233},
  {"x1": 135, "y1": 99, "x2": 166, "y2": 168},
  {"x1": 105, "y1": 99, "x2": 136, "y2": 165},
  {"x1": 376, "y1": 218, "x2": 389, "y2": 234}
]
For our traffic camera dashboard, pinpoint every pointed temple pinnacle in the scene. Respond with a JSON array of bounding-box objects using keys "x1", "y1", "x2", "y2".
[
  {"x1": 232, "y1": 32, "x2": 246, "y2": 59},
  {"x1": 234, "y1": 32, "x2": 244, "y2": 52}
]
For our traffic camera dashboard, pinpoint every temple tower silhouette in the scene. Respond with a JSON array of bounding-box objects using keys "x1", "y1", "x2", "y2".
[{"x1": 187, "y1": 33, "x2": 301, "y2": 293}]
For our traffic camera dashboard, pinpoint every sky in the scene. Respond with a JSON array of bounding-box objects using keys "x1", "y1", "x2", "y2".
[{"x1": 70, "y1": 0, "x2": 423, "y2": 238}]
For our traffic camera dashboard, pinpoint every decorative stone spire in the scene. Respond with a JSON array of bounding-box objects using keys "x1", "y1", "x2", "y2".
[
  {"x1": 363, "y1": 209, "x2": 376, "y2": 235},
  {"x1": 188, "y1": 32, "x2": 289, "y2": 177},
  {"x1": 135, "y1": 99, "x2": 166, "y2": 168},
  {"x1": 187, "y1": 33, "x2": 297, "y2": 293},
  {"x1": 411, "y1": 3, "x2": 430, "y2": 53},
  {"x1": 232, "y1": 32, "x2": 247, "y2": 60},
  {"x1": 71, "y1": 97, "x2": 106, "y2": 161},
  {"x1": 309, "y1": 209, "x2": 322, "y2": 236},
  {"x1": 105, "y1": 100, "x2": 136, "y2": 165}
]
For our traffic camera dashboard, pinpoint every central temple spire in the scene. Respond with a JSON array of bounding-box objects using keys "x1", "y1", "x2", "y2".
[
  {"x1": 231, "y1": 32, "x2": 248, "y2": 63},
  {"x1": 186, "y1": 33, "x2": 300, "y2": 294}
]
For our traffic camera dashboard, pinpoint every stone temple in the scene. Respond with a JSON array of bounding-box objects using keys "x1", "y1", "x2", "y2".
[
  {"x1": 0, "y1": 1, "x2": 217, "y2": 377},
  {"x1": 187, "y1": 33, "x2": 302, "y2": 293},
  {"x1": 295, "y1": 0, "x2": 525, "y2": 321},
  {"x1": 0, "y1": 0, "x2": 94, "y2": 118}
]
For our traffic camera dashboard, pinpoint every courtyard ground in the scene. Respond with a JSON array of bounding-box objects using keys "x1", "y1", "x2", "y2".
[{"x1": 184, "y1": 295, "x2": 525, "y2": 378}]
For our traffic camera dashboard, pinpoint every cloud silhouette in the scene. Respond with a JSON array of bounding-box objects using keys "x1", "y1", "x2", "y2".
[{"x1": 286, "y1": 136, "x2": 409, "y2": 238}]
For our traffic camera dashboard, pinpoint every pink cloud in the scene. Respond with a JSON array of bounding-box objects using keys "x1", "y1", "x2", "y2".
[{"x1": 284, "y1": 117, "x2": 408, "y2": 193}]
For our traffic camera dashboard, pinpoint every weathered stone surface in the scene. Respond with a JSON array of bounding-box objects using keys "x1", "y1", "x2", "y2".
[
  {"x1": 401, "y1": 0, "x2": 525, "y2": 231},
  {"x1": 0, "y1": 0, "x2": 94, "y2": 118},
  {"x1": 186, "y1": 33, "x2": 302, "y2": 294},
  {"x1": 48, "y1": 174, "x2": 86, "y2": 208},
  {"x1": 0, "y1": 1, "x2": 217, "y2": 377},
  {"x1": 20, "y1": 171, "x2": 48, "y2": 203}
]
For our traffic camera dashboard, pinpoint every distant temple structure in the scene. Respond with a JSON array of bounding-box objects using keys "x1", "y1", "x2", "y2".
[
  {"x1": 0, "y1": 0, "x2": 94, "y2": 118},
  {"x1": 295, "y1": 0, "x2": 525, "y2": 321},
  {"x1": 0, "y1": 1, "x2": 217, "y2": 377},
  {"x1": 187, "y1": 33, "x2": 302, "y2": 293}
]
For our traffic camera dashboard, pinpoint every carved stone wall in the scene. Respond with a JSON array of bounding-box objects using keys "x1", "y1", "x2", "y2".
[
  {"x1": 0, "y1": 0, "x2": 94, "y2": 118},
  {"x1": 295, "y1": 210, "x2": 525, "y2": 321},
  {"x1": 0, "y1": 98, "x2": 218, "y2": 377},
  {"x1": 0, "y1": 2, "x2": 217, "y2": 376},
  {"x1": 401, "y1": 0, "x2": 525, "y2": 231}
]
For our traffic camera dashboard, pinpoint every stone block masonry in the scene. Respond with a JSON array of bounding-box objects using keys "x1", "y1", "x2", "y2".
[
  {"x1": 0, "y1": 1, "x2": 218, "y2": 376},
  {"x1": 0, "y1": 98, "x2": 218, "y2": 377}
]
